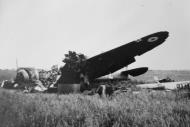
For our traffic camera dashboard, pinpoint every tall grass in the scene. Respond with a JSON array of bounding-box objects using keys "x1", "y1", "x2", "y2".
[{"x1": 0, "y1": 88, "x2": 190, "y2": 127}]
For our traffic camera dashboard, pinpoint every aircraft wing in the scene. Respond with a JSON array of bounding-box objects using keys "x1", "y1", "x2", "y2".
[
  {"x1": 137, "y1": 81, "x2": 190, "y2": 90},
  {"x1": 84, "y1": 31, "x2": 169, "y2": 80}
]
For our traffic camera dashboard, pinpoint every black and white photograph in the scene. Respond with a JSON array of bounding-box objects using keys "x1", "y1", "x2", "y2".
[{"x1": 0, "y1": 0, "x2": 190, "y2": 126}]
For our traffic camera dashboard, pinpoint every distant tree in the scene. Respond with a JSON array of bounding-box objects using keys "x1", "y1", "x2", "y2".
[{"x1": 62, "y1": 51, "x2": 87, "y2": 73}]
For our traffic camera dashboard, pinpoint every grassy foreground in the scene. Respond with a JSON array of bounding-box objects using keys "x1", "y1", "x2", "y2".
[{"x1": 1, "y1": 88, "x2": 190, "y2": 127}]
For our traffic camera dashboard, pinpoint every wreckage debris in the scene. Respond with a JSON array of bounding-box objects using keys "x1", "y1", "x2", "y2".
[
  {"x1": 96, "y1": 85, "x2": 114, "y2": 97},
  {"x1": 159, "y1": 77, "x2": 175, "y2": 83},
  {"x1": 0, "y1": 66, "x2": 61, "y2": 93},
  {"x1": 1, "y1": 80, "x2": 15, "y2": 89}
]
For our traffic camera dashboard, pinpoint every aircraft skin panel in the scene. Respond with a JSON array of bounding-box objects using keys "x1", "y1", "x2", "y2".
[{"x1": 84, "y1": 31, "x2": 169, "y2": 80}]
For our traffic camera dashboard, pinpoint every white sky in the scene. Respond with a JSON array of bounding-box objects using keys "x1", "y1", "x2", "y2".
[{"x1": 0, "y1": 0, "x2": 190, "y2": 70}]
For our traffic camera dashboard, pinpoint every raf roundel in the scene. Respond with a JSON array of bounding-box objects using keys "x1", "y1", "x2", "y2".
[{"x1": 147, "y1": 37, "x2": 159, "y2": 42}]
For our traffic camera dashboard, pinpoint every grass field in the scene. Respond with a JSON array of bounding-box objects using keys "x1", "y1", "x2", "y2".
[
  {"x1": 1, "y1": 88, "x2": 190, "y2": 127},
  {"x1": 0, "y1": 70, "x2": 190, "y2": 127}
]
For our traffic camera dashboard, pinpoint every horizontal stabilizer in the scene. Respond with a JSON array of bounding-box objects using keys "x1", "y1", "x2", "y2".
[{"x1": 121, "y1": 67, "x2": 148, "y2": 77}]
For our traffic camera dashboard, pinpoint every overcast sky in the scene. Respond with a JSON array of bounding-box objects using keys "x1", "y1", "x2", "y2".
[{"x1": 0, "y1": 0, "x2": 190, "y2": 70}]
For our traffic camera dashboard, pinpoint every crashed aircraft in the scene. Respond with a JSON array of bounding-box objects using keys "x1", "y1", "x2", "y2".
[
  {"x1": 0, "y1": 31, "x2": 169, "y2": 95},
  {"x1": 56, "y1": 31, "x2": 169, "y2": 94},
  {"x1": 0, "y1": 67, "x2": 60, "y2": 93}
]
